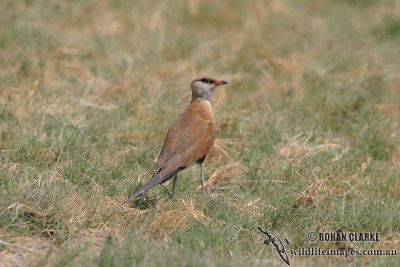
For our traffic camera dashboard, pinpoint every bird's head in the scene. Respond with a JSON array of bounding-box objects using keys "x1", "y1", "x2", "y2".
[{"x1": 191, "y1": 76, "x2": 227, "y2": 101}]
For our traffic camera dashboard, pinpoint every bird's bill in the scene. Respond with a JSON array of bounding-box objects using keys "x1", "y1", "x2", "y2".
[{"x1": 211, "y1": 80, "x2": 228, "y2": 85}]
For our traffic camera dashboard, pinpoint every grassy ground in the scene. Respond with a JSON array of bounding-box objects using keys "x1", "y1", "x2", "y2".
[{"x1": 1, "y1": 0, "x2": 400, "y2": 266}]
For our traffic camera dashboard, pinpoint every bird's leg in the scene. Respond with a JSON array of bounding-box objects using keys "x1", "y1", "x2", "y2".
[
  {"x1": 162, "y1": 186, "x2": 172, "y2": 198},
  {"x1": 200, "y1": 162, "x2": 205, "y2": 195},
  {"x1": 137, "y1": 192, "x2": 145, "y2": 208},
  {"x1": 171, "y1": 174, "x2": 178, "y2": 199},
  {"x1": 160, "y1": 175, "x2": 178, "y2": 199}
]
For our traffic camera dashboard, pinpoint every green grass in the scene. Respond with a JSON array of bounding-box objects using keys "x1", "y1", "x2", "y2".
[{"x1": 1, "y1": 0, "x2": 400, "y2": 266}]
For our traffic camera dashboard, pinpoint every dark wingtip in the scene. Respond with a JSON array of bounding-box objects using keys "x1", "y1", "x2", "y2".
[{"x1": 257, "y1": 226, "x2": 268, "y2": 234}]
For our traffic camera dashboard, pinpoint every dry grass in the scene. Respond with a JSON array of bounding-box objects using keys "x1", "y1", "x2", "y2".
[
  {"x1": 196, "y1": 161, "x2": 248, "y2": 191},
  {"x1": 149, "y1": 199, "x2": 210, "y2": 238},
  {"x1": 1, "y1": 0, "x2": 400, "y2": 266}
]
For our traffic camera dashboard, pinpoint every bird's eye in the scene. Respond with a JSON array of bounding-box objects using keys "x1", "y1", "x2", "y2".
[{"x1": 201, "y1": 78, "x2": 209, "y2": 83}]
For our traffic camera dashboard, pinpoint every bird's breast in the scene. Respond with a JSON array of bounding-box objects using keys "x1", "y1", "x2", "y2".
[{"x1": 189, "y1": 99, "x2": 214, "y2": 123}]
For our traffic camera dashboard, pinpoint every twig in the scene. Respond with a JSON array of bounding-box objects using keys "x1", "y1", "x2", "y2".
[{"x1": 0, "y1": 240, "x2": 35, "y2": 252}]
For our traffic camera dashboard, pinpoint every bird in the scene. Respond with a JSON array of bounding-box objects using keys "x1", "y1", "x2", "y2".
[
  {"x1": 257, "y1": 227, "x2": 291, "y2": 266},
  {"x1": 124, "y1": 76, "x2": 228, "y2": 205}
]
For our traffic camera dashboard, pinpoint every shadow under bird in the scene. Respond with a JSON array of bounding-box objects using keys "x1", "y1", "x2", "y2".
[{"x1": 124, "y1": 76, "x2": 228, "y2": 205}]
